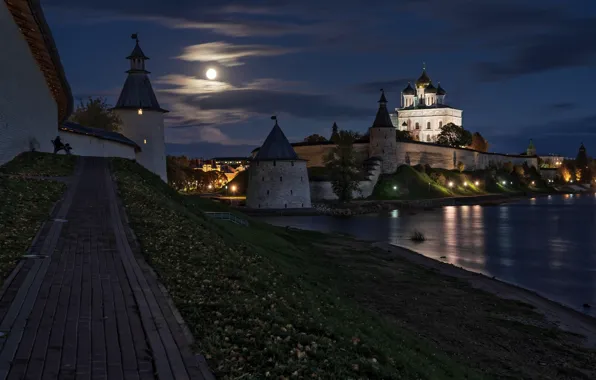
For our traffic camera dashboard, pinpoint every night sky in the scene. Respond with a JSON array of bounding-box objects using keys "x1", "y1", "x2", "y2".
[{"x1": 43, "y1": 0, "x2": 596, "y2": 158}]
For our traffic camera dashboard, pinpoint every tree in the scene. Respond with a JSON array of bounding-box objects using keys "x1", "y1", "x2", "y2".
[
  {"x1": 304, "y1": 134, "x2": 328, "y2": 143},
  {"x1": 470, "y1": 132, "x2": 489, "y2": 152},
  {"x1": 396, "y1": 130, "x2": 413, "y2": 141},
  {"x1": 324, "y1": 131, "x2": 361, "y2": 202},
  {"x1": 69, "y1": 97, "x2": 122, "y2": 132},
  {"x1": 436, "y1": 123, "x2": 472, "y2": 147},
  {"x1": 456, "y1": 161, "x2": 465, "y2": 172}
]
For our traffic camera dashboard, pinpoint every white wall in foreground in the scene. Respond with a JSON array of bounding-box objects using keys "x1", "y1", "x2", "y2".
[
  {"x1": 0, "y1": 2, "x2": 58, "y2": 166},
  {"x1": 58, "y1": 131, "x2": 136, "y2": 159}
]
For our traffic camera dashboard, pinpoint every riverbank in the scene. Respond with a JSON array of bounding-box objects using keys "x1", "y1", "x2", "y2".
[
  {"x1": 374, "y1": 241, "x2": 596, "y2": 349},
  {"x1": 312, "y1": 191, "x2": 552, "y2": 216}
]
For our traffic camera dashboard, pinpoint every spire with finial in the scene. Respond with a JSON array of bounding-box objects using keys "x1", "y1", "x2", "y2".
[
  {"x1": 127, "y1": 33, "x2": 150, "y2": 73},
  {"x1": 372, "y1": 89, "x2": 394, "y2": 128},
  {"x1": 378, "y1": 88, "x2": 388, "y2": 104}
]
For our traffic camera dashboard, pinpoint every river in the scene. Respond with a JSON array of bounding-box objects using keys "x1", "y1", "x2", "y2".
[{"x1": 259, "y1": 194, "x2": 596, "y2": 316}]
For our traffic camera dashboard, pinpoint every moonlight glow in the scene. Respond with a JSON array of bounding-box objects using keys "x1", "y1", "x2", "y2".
[{"x1": 206, "y1": 68, "x2": 217, "y2": 80}]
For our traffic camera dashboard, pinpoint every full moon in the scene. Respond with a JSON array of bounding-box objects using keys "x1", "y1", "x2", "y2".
[{"x1": 206, "y1": 68, "x2": 217, "y2": 80}]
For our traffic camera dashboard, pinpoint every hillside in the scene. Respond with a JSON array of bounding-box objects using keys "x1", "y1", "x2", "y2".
[
  {"x1": 0, "y1": 152, "x2": 74, "y2": 283},
  {"x1": 111, "y1": 158, "x2": 595, "y2": 379}
]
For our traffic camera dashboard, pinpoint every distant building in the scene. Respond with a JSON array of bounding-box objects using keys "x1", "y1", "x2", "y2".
[
  {"x1": 390, "y1": 65, "x2": 463, "y2": 143},
  {"x1": 212, "y1": 157, "x2": 250, "y2": 168},
  {"x1": 246, "y1": 118, "x2": 311, "y2": 209}
]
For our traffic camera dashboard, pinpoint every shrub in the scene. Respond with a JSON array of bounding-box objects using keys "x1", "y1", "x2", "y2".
[
  {"x1": 410, "y1": 230, "x2": 426, "y2": 242},
  {"x1": 514, "y1": 165, "x2": 525, "y2": 177},
  {"x1": 430, "y1": 172, "x2": 447, "y2": 186},
  {"x1": 503, "y1": 161, "x2": 514, "y2": 173},
  {"x1": 457, "y1": 161, "x2": 465, "y2": 173}
]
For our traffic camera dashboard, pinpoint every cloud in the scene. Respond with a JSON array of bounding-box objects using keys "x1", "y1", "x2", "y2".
[
  {"x1": 177, "y1": 42, "x2": 296, "y2": 66},
  {"x1": 546, "y1": 102, "x2": 577, "y2": 112},
  {"x1": 155, "y1": 74, "x2": 370, "y2": 145}
]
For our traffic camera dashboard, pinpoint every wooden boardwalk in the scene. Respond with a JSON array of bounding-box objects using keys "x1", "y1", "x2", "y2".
[{"x1": 0, "y1": 157, "x2": 210, "y2": 380}]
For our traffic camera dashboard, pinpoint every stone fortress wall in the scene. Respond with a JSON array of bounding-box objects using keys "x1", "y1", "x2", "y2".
[
  {"x1": 246, "y1": 160, "x2": 312, "y2": 209},
  {"x1": 291, "y1": 140, "x2": 538, "y2": 201}
]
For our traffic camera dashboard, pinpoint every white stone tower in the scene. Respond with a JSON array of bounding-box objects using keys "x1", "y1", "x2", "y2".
[
  {"x1": 113, "y1": 34, "x2": 168, "y2": 181},
  {"x1": 369, "y1": 90, "x2": 398, "y2": 174},
  {"x1": 246, "y1": 117, "x2": 311, "y2": 209}
]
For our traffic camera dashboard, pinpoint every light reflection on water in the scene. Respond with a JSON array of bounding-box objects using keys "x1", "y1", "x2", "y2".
[{"x1": 259, "y1": 194, "x2": 596, "y2": 315}]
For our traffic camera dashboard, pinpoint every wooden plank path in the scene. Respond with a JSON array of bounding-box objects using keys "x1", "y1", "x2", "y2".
[{"x1": 0, "y1": 157, "x2": 210, "y2": 380}]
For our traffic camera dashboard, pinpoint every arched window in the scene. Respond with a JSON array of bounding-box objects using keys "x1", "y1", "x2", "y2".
[
  {"x1": 427, "y1": 135, "x2": 431, "y2": 142},
  {"x1": 427, "y1": 122, "x2": 431, "y2": 129},
  {"x1": 415, "y1": 123, "x2": 420, "y2": 130},
  {"x1": 439, "y1": 121, "x2": 443, "y2": 128}
]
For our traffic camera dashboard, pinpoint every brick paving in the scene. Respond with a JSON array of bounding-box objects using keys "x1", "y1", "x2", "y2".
[{"x1": 0, "y1": 157, "x2": 208, "y2": 380}]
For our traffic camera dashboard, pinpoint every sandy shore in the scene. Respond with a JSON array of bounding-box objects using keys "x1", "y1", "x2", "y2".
[{"x1": 373, "y1": 241, "x2": 596, "y2": 349}]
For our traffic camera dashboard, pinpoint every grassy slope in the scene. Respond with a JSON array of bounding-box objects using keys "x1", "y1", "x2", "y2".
[
  {"x1": 0, "y1": 151, "x2": 77, "y2": 177},
  {"x1": 112, "y1": 158, "x2": 596, "y2": 379},
  {"x1": 0, "y1": 152, "x2": 71, "y2": 283},
  {"x1": 372, "y1": 165, "x2": 550, "y2": 200},
  {"x1": 112, "y1": 158, "x2": 479, "y2": 380}
]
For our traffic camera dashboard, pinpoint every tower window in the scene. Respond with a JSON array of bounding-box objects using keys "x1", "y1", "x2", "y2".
[
  {"x1": 143, "y1": 139, "x2": 147, "y2": 144},
  {"x1": 273, "y1": 160, "x2": 276, "y2": 166},
  {"x1": 262, "y1": 176, "x2": 264, "y2": 181},
  {"x1": 285, "y1": 204, "x2": 287, "y2": 209},
  {"x1": 427, "y1": 122, "x2": 431, "y2": 129},
  {"x1": 267, "y1": 190, "x2": 270, "y2": 195},
  {"x1": 280, "y1": 176, "x2": 283, "y2": 182},
  {"x1": 302, "y1": 203, "x2": 304, "y2": 208},
  {"x1": 290, "y1": 190, "x2": 293, "y2": 195}
]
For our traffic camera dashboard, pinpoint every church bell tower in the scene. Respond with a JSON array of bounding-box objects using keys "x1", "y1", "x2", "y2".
[{"x1": 112, "y1": 34, "x2": 168, "y2": 181}]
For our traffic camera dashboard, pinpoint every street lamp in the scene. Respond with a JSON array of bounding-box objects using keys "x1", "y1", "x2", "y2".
[
  {"x1": 463, "y1": 182, "x2": 468, "y2": 187},
  {"x1": 231, "y1": 185, "x2": 237, "y2": 193},
  {"x1": 474, "y1": 181, "x2": 479, "y2": 186},
  {"x1": 448, "y1": 181, "x2": 454, "y2": 188},
  {"x1": 393, "y1": 185, "x2": 397, "y2": 190},
  {"x1": 502, "y1": 181, "x2": 506, "y2": 185}
]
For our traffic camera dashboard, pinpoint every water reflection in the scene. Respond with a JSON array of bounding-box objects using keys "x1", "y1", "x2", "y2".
[{"x1": 260, "y1": 194, "x2": 596, "y2": 315}]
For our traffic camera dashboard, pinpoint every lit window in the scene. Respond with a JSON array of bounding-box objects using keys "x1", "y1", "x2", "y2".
[
  {"x1": 138, "y1": 108, "x2": 143, "y2": 115},
  {"x1": 143, "y1": 139, "x2": 147, "y2": 144}
]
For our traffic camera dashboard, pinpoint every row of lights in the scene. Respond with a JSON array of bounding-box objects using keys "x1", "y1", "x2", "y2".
[{"x1": 448, "y1": 180, "x2": 480, "y2": 188}]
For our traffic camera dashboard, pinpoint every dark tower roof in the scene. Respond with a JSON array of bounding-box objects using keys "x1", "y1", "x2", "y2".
[
  {"x1": 254, "y1": 118, "x2": 300, "y2": 161},
  {"x1": 113, "y1": 36, "x2": 168, "y2": 113},
  {"x1": 436, "y1": 82, "x2": 446, "y2": 95},
  {"x1": 127, "y1": 40, "x2": 149, "y2": 60},
  {"x1": 372, "y1": 90, "x2": 394, "y2": 129},
  {"x1": 425, "y1": 82, "x2": 437, "y2": 93},
  {"x1": 402, "y1": 82, "x2": 416, "y2": 95}
]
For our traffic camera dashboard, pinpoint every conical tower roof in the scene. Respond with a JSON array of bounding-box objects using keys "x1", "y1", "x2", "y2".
[
  {"x1": 254, "y1": 118, "x2": 299, "y2": 161},
  {"x1": 113, "y1": 36, "x2": 168, "y2": 113},
  {"x1": 372, "y1": 90, "x2": 394, "y2": 129},
  {"x1": 127, "y1": 41, "x2": 149, "y2": 60}
]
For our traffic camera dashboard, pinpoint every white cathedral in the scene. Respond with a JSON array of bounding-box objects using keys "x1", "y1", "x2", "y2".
[{"x1": 390, "y1": 66, "x2": 463, "y2": 143}]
